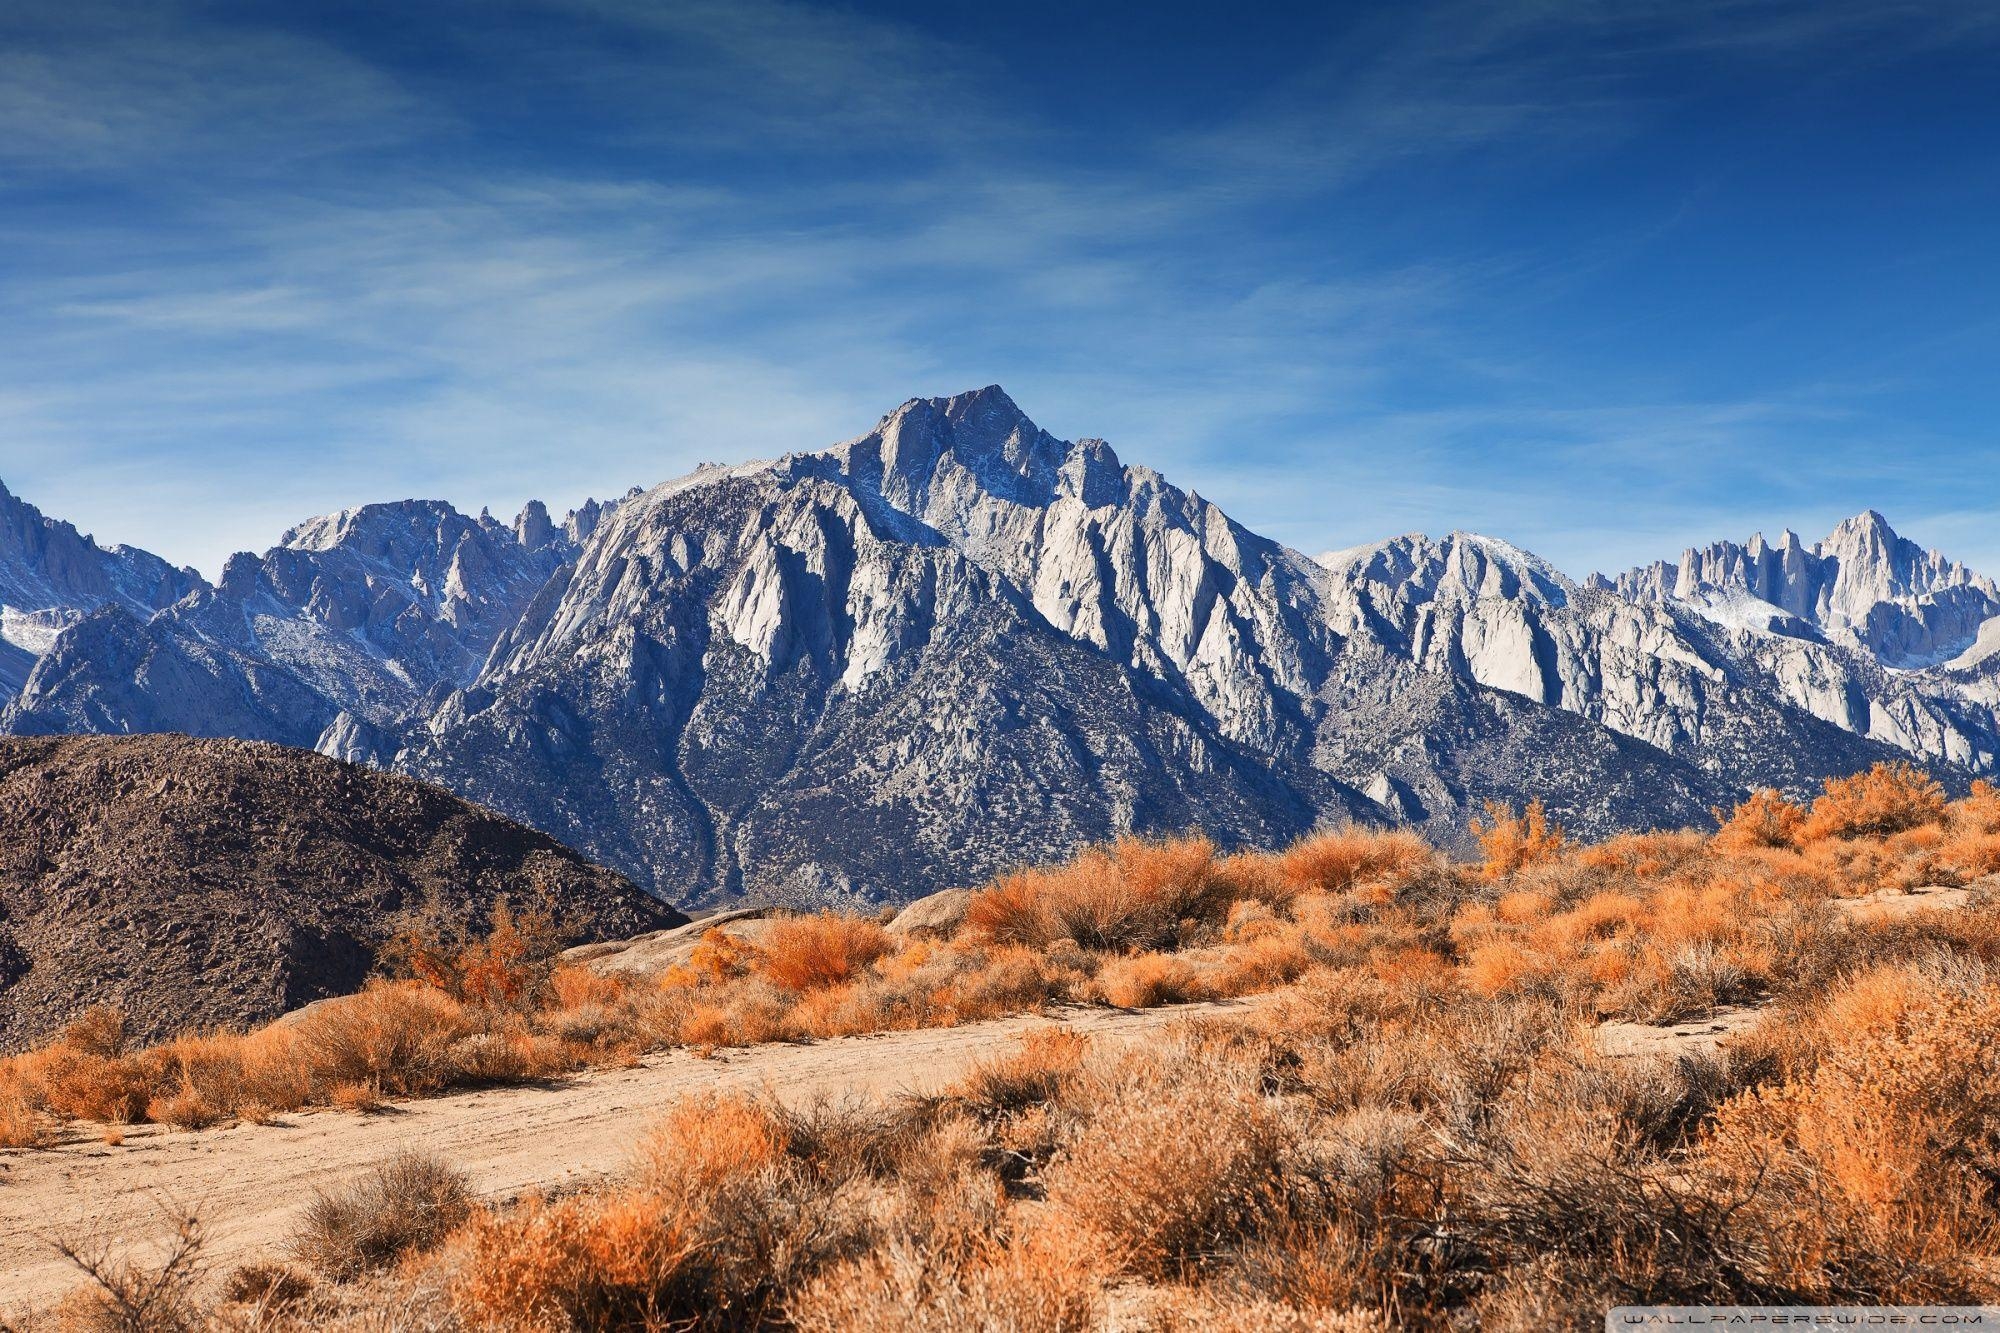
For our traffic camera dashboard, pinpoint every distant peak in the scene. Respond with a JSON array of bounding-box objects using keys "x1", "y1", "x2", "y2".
[
  {"x1": 279, "y1": 499, "x2": 469, "y2": 552},
  {"x1": 859, "y1": 384, "x2": 1065, "y2": 505},
  {"x1": 1827, "y1": 509, "x2": 1896, "y2": 542},
  {"x1": 514, "y1": 499, "x2": 557, "y2": 551},
  {"x1": 885, "y1": 384, "x2": 1028, "y2": 430}
]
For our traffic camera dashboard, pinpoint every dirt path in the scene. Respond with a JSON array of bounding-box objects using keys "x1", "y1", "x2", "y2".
[{"x1": 0, "y1": 998, "x2": 1255, "y2": 1314}]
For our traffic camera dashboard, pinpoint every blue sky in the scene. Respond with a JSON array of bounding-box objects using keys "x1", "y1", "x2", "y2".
[{"x1": 1, "y1": 0, "x2": 1996, "y2": 579}]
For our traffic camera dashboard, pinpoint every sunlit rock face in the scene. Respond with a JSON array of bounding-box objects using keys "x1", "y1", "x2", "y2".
[
  {"x1": 6, "y1": 388, "x2": 1998, "y2": 907},
  {"x1": 0, "y1": 479, "x2": 202, "y2": 702}
]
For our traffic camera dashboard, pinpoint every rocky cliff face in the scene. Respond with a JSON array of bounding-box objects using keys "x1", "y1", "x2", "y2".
[
  {"x1": 0, "y1": 480, "x2": 202, "y2": 701},
  {"x1": 0, "y1": 494, "x2": 622, "y2": 761},
  {"x1": 1602, "y1": 510, "x2": 2000, "y2": 668},
  {"x1": 403, "y1": 390, "x2": 1367, "y2": 905},
  {"x1": 5, "y1": 388, "x2": 1997, "y2": 908}
]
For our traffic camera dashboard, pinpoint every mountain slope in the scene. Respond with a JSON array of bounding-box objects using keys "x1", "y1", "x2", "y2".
[
  {"x1": 403, "y1": 398, "x2": 1370, "y2": 904},
  {"x1": 0, "y1": 495, "x2": 624, "y2": 762},
  {"x1": 6, "y1": 389, "x2": 1999, "y2": 907},
  {"x1": 0, "y1": 734, "x2": 683, "y2": 1051},
  {"x1": 0, "y1": 480, "x2": 202, "y2": 702}
]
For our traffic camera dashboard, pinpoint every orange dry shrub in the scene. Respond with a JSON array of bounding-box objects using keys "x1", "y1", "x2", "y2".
[
  {"x1": 382, "y1": 895, "x2": 571, "y2": 1010},
  {"x1": 637, "y1": 1092, "x2": 790, "y2": 1188},
  {"x1": 448, "y1": 1189, "x2": 699, "y2": 1330},
  {"x1": 1938, "y1": 780, "x2": 2000, "y2": 878},
  {"x1": 966, "y1": 835, "x2": 1227, "y2": 952},
  {"x1": 954, "y1": 1029, "x2": 1092, "y2": 1114},
  {"x1": 1041, "y1": 1044, "x2": 1289, "y2": 1280},
  {"x1": 754, "y1": 914, "x2": 892, "y2": 992},
  {"x1": 1462, "y1": 937, "x2": 1552, "y2": 998},
  {"x1": 453, "y1": 1093, "x2": 854, "y2": 1329},
  {"x1": 286, "y1": 979, "x2": 474, "y2": 1098},
  {"x1": 1207, "y1": 929, "x2": 1314, "y2": 997},
  {"x1": 1800, "y1": 762, "x2": 1947, "y2": 843},
  {"x1": 1697, "y1": 969, "x2": 2000, "y2": 1296},
  {"x1": 0, "y1": 1089, "x2": 50, "y2": 1149},
  {"x1": 549, "y1": 964, "x2": 628, "y2": 1011},
  {"x1": 1094, "y1": 954, "x2": 1204, "y2": 1009},
  {"x1": 1471, "y1": 800, "x2": 1565, "y2": 880},
  {"x1": 663, "y1": 926, "x2": 760, "y2": 989},
  {"x1": 1271, "y1": 827, "x2": 1434, "y2": 900},
  {"x1": 1713, "y1": 788, "x2": 1807, "y2": 851}
]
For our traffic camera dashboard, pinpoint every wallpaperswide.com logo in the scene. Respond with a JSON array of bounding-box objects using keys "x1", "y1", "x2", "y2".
[{"x1": 1610, "y1": 1310, "x2": 2000, "y2": 1328}]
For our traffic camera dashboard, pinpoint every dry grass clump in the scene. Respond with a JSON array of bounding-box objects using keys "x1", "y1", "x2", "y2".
[
  {"x1": 953, "y1": 1028, "x2": 1092, "y2": 1116},
  {"x1": 1799, "y1": 760, "x2": 1947, "y2": 842},
  {"x1": 753, "y1": 914, "x2": 893, "y2": 992},
  {"x1": 1694, "y1": 965, "x2": 2000, "y2": 1299},
  {"x1": 1043, "y1": 1039, "x2": 1290, "y2": 1280},
  {"x1": 1269, "y1": 827, "x2": 1436, "y2": 901},
  {"x1": 291, "y1": 1151, "x2": 475, "y2": 1281},
  {"x1": 1713, "y1": 787, "x2": 1807, "y2": 851},
  {"x1": 1471, "y1": 799, "x2": 1566, "y2": 880},
  {"x1": 445, "y1": 1093, "x2": 888, "y2": 1330},
  {"x1": 966, "y1": 834, "x2": 1228, "y2": 952}
]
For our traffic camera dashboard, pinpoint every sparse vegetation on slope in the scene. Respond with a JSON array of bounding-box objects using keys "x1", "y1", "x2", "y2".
[{"x1": 0, "y1": 733, "x2": 682, "y2": 1053}]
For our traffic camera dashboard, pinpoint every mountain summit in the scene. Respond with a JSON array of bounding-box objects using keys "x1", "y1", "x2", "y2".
[
  {"x1": 5, "y1": 391, "x2": 1997, "y2": 905},
  {"x1": 1601, "y1": 511, "x2": 2000, "y2": 668}
]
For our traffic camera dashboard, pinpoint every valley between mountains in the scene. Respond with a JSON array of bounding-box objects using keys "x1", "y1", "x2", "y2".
[{"x1": 5, "y1": 385, "x2": 1998, "y2": 910}]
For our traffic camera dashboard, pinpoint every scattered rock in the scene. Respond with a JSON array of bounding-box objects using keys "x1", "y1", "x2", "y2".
[
  {"x1": 0, "y1": 734, "x2": 684, "y2": 1051},
  {"x1": 886, "y1": 887, "x2": 973, "y2": 939}
]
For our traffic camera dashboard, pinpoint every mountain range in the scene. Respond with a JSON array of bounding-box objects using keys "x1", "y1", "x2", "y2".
[{"x1": 5, "y1": 386, "x2": 1994, "y2": 908}]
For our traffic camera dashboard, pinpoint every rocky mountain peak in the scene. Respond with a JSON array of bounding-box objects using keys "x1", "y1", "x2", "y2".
[
  {"x1": 1600, "y1": 510, "x2": 2000, "y2": 668},
  {"x1": 514, "y1": 499, "x2": 557, "y2": 551},
  {"x1": 843, "y1": 384, "x2": 1070, "y2": 511},
  {"x1": 0, "y1": 478, "x2": 205, "y2": 702},
  {"x1": 1320, "y1": 531, "x2": 1573, "y2": 610}
]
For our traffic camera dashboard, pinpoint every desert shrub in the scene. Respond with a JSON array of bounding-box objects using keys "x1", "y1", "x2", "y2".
[
  {"x1": 1800, "y1": 761, "x2": 1947, "y2": 842},
  {"x1": 1472, "y1": 800, "x2": 1565, "y2": 880},
  {"x1": 1696, "y1": 972, "x2": 2000, "y2": 1299},
  {"x1": 754, "y1": 914, "x2": 893, "y2": 992},
  {"x1": 286, "y1": 980, "x2": 472, "y2": 1097},
  {"x1": 953, "y1": 1029, "x2": 1092, "y2": 1116},
  {"x1": 1094, "y1": 953, "x2": 1205, "y2": 1008},
  {"x1": 447, "y1": 1188, "x2": 701, "y2": 1330},
  {"x1": 0, "y1": 1088, "x2": 51, "y2": 1148},
  {"x1": 218, "y1": 1261, "x2": 316, "y2": 1310},
  {"x1": 548, "y1": 963, "x2": 629, "y2": 1011},
  {"x1": 292, "y1": 1150, "x2": 475, "y2": 1281},
  {"x1": 1044, "y1": 1042, "x2": 1290, "y2": 1278},
  {"x1": 966, "y1": 835, "x2": 1227, "y2": 953},
  {"x1": 17, "y1": 1044, "x2": 154, "y2": 1125},
  {"x1": 46, "y1": 1205, "x2": 208, "y2": 1333},
  {"x1": 786, "y1": 1228, "x2": 1102, "y2": 1333},
  {"x1": 1714, "y1": 788, "x2": 1806, "y2": 851},
  {"x1": 381, "y1": 893, "x2": 571, "y2": 1010},
  {"x1": 1209, "y1": 930, "x2": 1315, "y2": 996},
  {"x1": 677, "y1": 926, "x2": 760, "y2": 985},
  {"x1": 1274, "y1": 827, "x2": 1435, "y2": 899},
  {"x1": 62, "y1": 1005, "x2": 131, "y2": 1058}
]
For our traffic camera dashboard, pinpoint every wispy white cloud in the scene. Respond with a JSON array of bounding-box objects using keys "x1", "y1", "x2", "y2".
[{"x1": 0, "y1": 0, "x2": 1994, "y2": 579}]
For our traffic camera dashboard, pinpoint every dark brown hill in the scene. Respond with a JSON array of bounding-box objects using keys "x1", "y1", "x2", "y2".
[{"x1": 0, "y1": 734, "x2": 684, "y2": 1051}]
